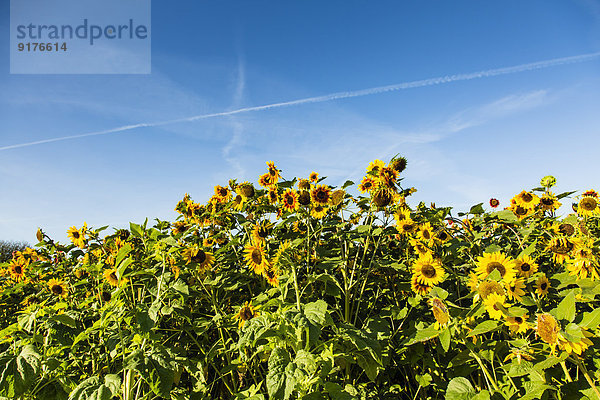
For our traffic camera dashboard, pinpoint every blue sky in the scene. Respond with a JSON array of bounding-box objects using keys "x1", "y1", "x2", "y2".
[{"x1": 1, "y1": 1, "x2": 600, "y2": 243}]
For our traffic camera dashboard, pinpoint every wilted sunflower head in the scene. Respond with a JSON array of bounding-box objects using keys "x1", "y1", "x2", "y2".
[
  {"x1": 298, "y1": 190, "x2": 311, "y2": 206},
  {"x1": 298, "y1": 179, "x2": 311, "y2": 191},
  {"x1": 558, "y1": 223, "x2": 575, "y2": 236},
  {"x1": 477, "y1": 280, "x2": 504, "y2": 300},
  {"x1": 238, "y1": 182, "x2": 255, "y2": 198},
  {"x1": 372, "y1": 186, "x2": 392, "y2": 208},
  {"x1": 536, "y1": 313, "x2": 559, "y2": 348},
  {"x1": 389, "y1": 157, "x2": 407, "y2": 173},
  {"x1": 330, "y1": 190, "x2": 345, "y2": 206}
]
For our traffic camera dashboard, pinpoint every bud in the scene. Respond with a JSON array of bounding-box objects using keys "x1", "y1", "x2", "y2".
[
  {"x1": 36, "y1": 228, "x2": 44, "y2": 242},
  {"x1": 389, "y1": 156, "x2": 408, "y2": 173},
  {"x1": 540, "y1": 175, "x2": 556, "y2": 188}
]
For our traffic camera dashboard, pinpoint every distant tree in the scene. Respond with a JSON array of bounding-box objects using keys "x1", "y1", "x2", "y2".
[{"x1": 0, "y1": 240, "x2": 30, "y2": 263}]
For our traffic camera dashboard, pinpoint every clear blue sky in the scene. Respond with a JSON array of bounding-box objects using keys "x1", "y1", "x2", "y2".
[{"x1": 1, "y1": 1, "x2": 600, "y2": 243}]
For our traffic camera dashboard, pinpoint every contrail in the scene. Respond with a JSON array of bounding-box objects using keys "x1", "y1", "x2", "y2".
[{"x1": 2, "y1": 51, "x2": 599, "y2": 151}]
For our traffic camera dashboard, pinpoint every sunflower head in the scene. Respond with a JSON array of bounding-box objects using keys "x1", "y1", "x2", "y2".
[
  {"x1": 515, "y1": 255, "x2": 538, "y2": 278},
  {"x1": 297, "y1": 190, "x2": 311, "y2": 206},
  {"x1": 330, "y1": 190, "x2": 345, "y2": 206},
  {"x1": 389, "y1": 157, "x2": 407, "y2": 173},
  {"x1": 358, "y1": 176, "x2": 375, "y2": 193},
  {"x1": 281, "y1": 189, "x2": 299, "y2": 212},
  {"x1": 489, "y1": 198, "x2": 500, "y2": 208},
  {"x1": 298, "y1": 179, "x2": 311, "y2": 191},
  {"x1": 371, "y1": 186, "x2": 392, "y2": 208},
  {"x1": 578, "y1": 196, "x2": 598, "y2": 216},
  {"x1": 484, "y1": 292, "x2": 507, "y2": 320},
  {"x1": 411, "y1": 274, "x2": 432, "y2": 295},
  {"x1": 244, "y1": 242, "x2": 269, "y2": 274},
  {"x1": 311, "y1": 204, "x2": 328, "y2": 219},
  {"x1": 475, "y1": 252, "x2": 516, "y2": 284},
  {"x1": 238, "y1": 182, "x2": 255, "y2": 198},
  {"x1": 413, "y1": 253, "x2": 445, "y2": 286},
  {"x1": 477, "y1": 280, "x2": 504, "y2": 300},
  {"x1": 540, "y1": 175, "x2": 556, "y2": 188},
  {"x1": 311, "y1": 184, "x2": 331, "y2": 205},
  {"x1": 505, "y1": 314, "x2": 529, "y2": 334},
  {"x1": 535, "y1": 275, "x2": 550, "y2": 296},
  {"x1": 536, "y1": 313, "x2": 559, "y2": 351},
  {"x1": 235, "y1": 301, "x2": 260, "y2": 328},
  {"x1": 48, "y1": 279, "x2": 68, "y2": 297},
  {"x1": 309, "y1": 172, "x2": 319, "y2": 183}
]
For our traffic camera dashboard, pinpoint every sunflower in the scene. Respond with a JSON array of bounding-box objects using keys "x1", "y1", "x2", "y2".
[
  {"x1": 358, "y1": 176, "x2": 375, "y2": 193},
  {"x1": 266, "y1": 161, "x2": 281, "y2": 183},
  {"x1": 515, "y1": 255, "x2": 538, "y2": 278},
  {"x1": 393, "y1": 208, "x2": 411, "y2": 224},
  {"x1": 67, "y1": 223, "x2": 87, "y2": 248},
  {"x1": 103, "y1": 268, "x2": 121, "y2": 287},
  {"x1": 330, "y1": 190, "x2": 345, "y2": 206},
  {"x1": 182, "y1": 247, "x2": 215, "y2": 272},
  {"x1": 213, "y1": 185, "x2": 232, "y2": 203},
  {"x1": 267, "y1": 188, "x2": 279, "y2": 204},
  {"x1": 237, "y1": 182, "x2": 255, "y2": 199},
  {"x1": 506, "y1": 278, "x2": 526, "y2": 302},
  {"x1": 309, "y1": 171, "x2": 319, "y2": 183},
  {"x1": 510, "y1": 203, "x2": 532, "y2": 220},
  {"x1": 298, "y1": 178, "x2": 311, "y2": 191},
  {"x1": 258, "y1": 173, "x2": 276, "y2": 188},
  {"x1": 484, "y1": 292, "x2": 507, "y2": 320},
  {"x1": 535, "y1": 275, "x2": 550, "y2": 296},
  {"x1": 203, "y1": 237, "x2": 216, "y2": 248},
  {"x1": 567, "y1": 258, "x2": 600, "y2": 281},
  {"x1": 417, "y1": 222, "x2": 435, "y2": 244},
  {"x1": 546, "y1": 237, "x2": 573, "y2": 264},
  {"x1": 281, "y1": 189, "x2": 299, "y2": 212},
  {"x1": 172, "y1": 221, "x2": 189, "y2": 235},
  {"x1": 513, "y1": 190, "x2": 539, "y2": 209},
  {"x1": 558, "y1": 329, "x2": 594, "y2": 355},
  {"x1": 409, "y1": 238, "x2": 430, "y2": 257},
  {"x1": 434, "y1": 229, "x2": 451, "y2": 244},
  {"x1": 311, "y1": 184, "x2": 331, "y2": 205},
  {"x1": 311, "y1": 204, "x2": 328, "y2": 219},
  {"x1": 252, "y1": 221, "x2": 272, "y2": 244},
  {"x1": 412, "y1": 253, "x2": 445, "y2": 286},
  {"x1": 8, "y1": 260, "x2": 26, "y2": 281},
  {"x1": 234, "y1": 301, "x2": 259, "y2": 329},
  {"x1": 539, "y1": 192, "x2": 561, "y2": 212},
  {"x1": 477, "y1": 280, "x2": 504, "y2": 300},
  {"x1": 371, "y1": 185, "x2": 393, "y2": 207},
  {"x1": 489, "y1": 198, "x2": 500, "y2": 208},
  {"x1": 475, "y1": 252, "x2": 516, "y2": 284},
  {"x1": 389, "y1": 157, "x2": 407, "y2": 173},
  {"x1": 378, "y1": 166, "x2": 398, "y2": 189},
  {"x1": 366, "y1": 159, "x2": 385, "y2": 174},
  {"x1": 430, "y1": 298, "x2": 449, "y2": 329},
  {"x1": 577, "y1": 195, "x2": 599, "y2": 216},
  {"x1": 244, "y1": 242, "x2": 269, "y2": 274},
  {"x1": 536, "y1": 313, "x2": 559, "y2": 353},
  {"x1": 505, "y1": 314, "x2": 529, "y2": 334},
  {"x1": 262, "y1": 265, "x2": 280, "y2": 287},
  {"x1": 397, "y1": 218, "x2": 417, "y2": 236},
  {"x1": 232, "y1": 194, "x2": 245, "y2": 211},
  {"x1": 411, "y1": 274, "x2": 432, "y2": 295},
  {"x1": 48, "y1": 279, "x2": 68, "y2": 297}
]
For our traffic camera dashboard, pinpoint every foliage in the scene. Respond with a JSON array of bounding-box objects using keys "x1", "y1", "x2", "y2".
[
  {"x1": 0, "y1": 240, "x2": 29, "y2": 263},
  {"x1": 1, "y1": 159, "x2": 600, "y2": 400}
]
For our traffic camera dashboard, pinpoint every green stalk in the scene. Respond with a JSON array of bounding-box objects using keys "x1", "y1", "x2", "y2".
[
  {"x1": 471, "y1": 351, "x2": 499, "y2": 392},
  {"x1": 571, "y1": 356, "x2": 600, "y2": 400}
]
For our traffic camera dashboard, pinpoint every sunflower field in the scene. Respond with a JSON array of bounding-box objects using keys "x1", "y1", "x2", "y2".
[{"x1": 2, "y1": 158, "x2": 600, "y2": 400}]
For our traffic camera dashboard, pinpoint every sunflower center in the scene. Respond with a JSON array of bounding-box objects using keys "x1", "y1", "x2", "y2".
[
  {"x1": 403, "y1": 223, "x2": 415, "y2": 232},
  {"x1": 522, "y1": 192, "x2": 533, "y2": 202},
  {"x1": 219, "y1": 188, "x2": 228, "y2": 197},
  {"x1": 422, "y1": 230, "x2": 431, "y2": 240},
  {"x1": 102, "y1": 292, "x2": 112, "y2": 302},
  {"x1": 421, "y1": 264, "x2": 437, "y2": 278},
  {"x1": 541, "y1": 197, "x2": 553, "y2": 206},
  {"x1": 486, "y1": 262, "x2": 506, "y2": 276},
  {"x1": 316, "y1": 190, "x2": 328, "y2": 202},
  {"x1": 540, "y1": 282, "x2": 548, "y2": 290},
  {"x1": 192, "y1": 250, "x2": 207, "y2": 264},
  {"x1": 110, "y1": 272, "x2": 118, "y2": 281},
  {"x1": 258, "y1": 228, "x2": 268, "y2": 238},
  {"x1": 515, "y1": 316, "x2": 523, "y2": 324},
  {"x1": 285, "y1": 195, "x2": 294, "y2": 205},
  {"x1": 520, "y1": 263, "x2": 531, "y2": 272},
  {"x1": 515, "y1": 206, "x2": 527, "y2": 216},
  {"x1": 14, "y1": 265, "x2": 22, "y2": 274},
  {"x1": 72, "y1": 231, "x2": 80, "y2": 239},
  {"x1": 581, "y1": 197, "x2": 597, "y2": 211},
  {"x1": 51, "y1": 284, "x2": 63, "y2": 295},
  {"x1": 241, "y1": 307, "x2": 254, "y2": 321},
  {"x1": 559, "y1": 223, "x2": 575, "y2": 236},
  {"x1": 437, "y1": 231, "x2": 448, "y2": 241},
  {"x1": 251, "y1": 249, "x2": 262, "y2": 264}
]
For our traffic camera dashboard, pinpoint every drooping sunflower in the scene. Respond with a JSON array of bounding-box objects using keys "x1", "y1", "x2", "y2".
[
  {"x1": 330, "y1": 189, "x2": 345, "y2": 206},
  {"x1": 67, "y1": 222, "x2": 87, "y2": 248},
  {"x1": 577, "y1": 195, "x2": 599, "y2": 216},
  {"x1": 298, "y1": 178, "x2": 311, "y2": 191},
  {"x1": 515, "y1": 255, "x2": 538, "y2": 278},
  {"x1": 234, "y1": 301, "x2": 259, "y2": 329},
  {"x1": 311, "y1": 204, "x2": 328, "y2": 219},
  {"x1": 389, "y1": 157, "x2": 407, "y2": 173},
  {"x1": 182, "y1": 247, "x2": 215, "y2": 272},
  {"x1": 213, "y1": 185, "x2": 232, "y2": 203},
  {"x1": 412, "y1": 253, "x2": 445, "y2": 286},
  {"x1": 430, "y1": 298, "x2": 449, "y2": 329},
  {"x1": 311, "y1": 184, "x2": 331, "y2": 205},
  {"x1": 535, "y1": 274, "x2": 550, "y2": 296},
  {"x1": 410, "y1": 274, "x2": 432, "y2": 295},
  {"x1": 539, "y1": 192, "x2": 561, "y2": 212},
  {"x1": 378, "y1": 166, "x2": 398, "y2": 189},
  {"x1": 505, "y1": 314, "x2": 529, "y2": 334},
  {"x1": 244, "y1": 242, "x2": 269, "y2": 274},
  {"x1": 103, "y1": 268, "x2": 121, "y2": 287},
  {"x1": 371, "y1": 185, "x2": 393, "y2": 207},
  {"x1": 48, "y1": 279, "x2": 68, "y2": 297},
  {"x1": 567, "y1": 258, "x2": 600, "y2": 281},
  {"x1": 510, "y1": 203, "x2": 533, "y2": 220},
  {"x1": 409, "y1": 238, "x2": 430, "y2": 257},
  {"x1": 252, "y1": 221, "x2": 272, "y2": 244},
  {"x1": 172, "y1": 221, "x2": 189, "y2": 235},
  {"x1": 281, "y1": 189, "x2": 299, "y2": 212},
  {"x1": 262, "y1": 265, "x2": 280, "y2": 287},
  {"x1": 232, "y1": 194, "x2": 245, "y2": 211},
  {"x1": 484, "y1": 292, "x2": 507, "y2": 320},
  {"x1": 477, "y1": 280, "x2": 504, "y2": 300},
  {"x1": 545, "y1": 237, "x2": 573, "y2": 264},
  {"x1": 8, "y1": 259, "x2": 26, "y2": 281},
  {"x1": 513, "y1": 190, "x2": 539, "y2": 209},
  {"x1": 475, "y1": 252, "x2": 516, "y2": 284},
  {"x1": 358, "y1": 176, "x2": 375, "y2": 193},
  {"x1": 558, "y1": 328, "x2": 594, "y2": 355},
  {"x1": 536, "y1": 313, "x2": 559, "y2": 353},
  {"x1": 237, "y1": 182, "x2": 255, "y2": 199}
]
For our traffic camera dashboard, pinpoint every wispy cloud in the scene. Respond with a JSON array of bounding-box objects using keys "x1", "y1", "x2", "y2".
[
  {"x1": 1, "y1": 51, "x2": 598, "y2": 152},
  {"x1": 222, "y1": 53, "x2": 247, "y2": 178}
]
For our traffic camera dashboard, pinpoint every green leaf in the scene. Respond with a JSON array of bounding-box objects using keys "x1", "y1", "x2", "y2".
[
  {"x1": 266, "y1": 347, "x2": 292, "y2": 400},
  {"x1": 445, "y1": 377, "x2": 475, "y2": 400},
  {"x1": 494, "y1": 209, "x2": 518, "y2": 223},
  {"x1": 50, "y1": 314, "x2": 78, "y2": 329},
  {"x1": 416, "y1": 373, "x2": 432, "y2": 388},
  {"x1": 67, "y1": 374, "x2": 121, "y2": 400},
  {"x1": 467, "y1": 320, "x2": 499, "y2": 337},
  {"x1": 554, "y1": 291, "x2": 576, "y2": 322},
  {"x1": 130, "y1": 222, "x2": 143, "y2": 238},
  {"x1": 580, "y1": 308, "x2": 600, "y2": 329},
  {"x1": 303, "y1": 300, "x2": 328, "y2": 327},
  {"x1": 439, "y1": 328, "x2": 451, "y2": 352},
  {"x1": 115, "y1": 244, "x2": 133, "y2": 270},
  {"x1": 469, "y1": 203, "x2": 484, "y2": 215},
  {"x1": 0, "y1": 345, "x2": 41, "y2": 398},
  {"x1": 342, "y1": 180, "x2": 354, "y2": 189}
]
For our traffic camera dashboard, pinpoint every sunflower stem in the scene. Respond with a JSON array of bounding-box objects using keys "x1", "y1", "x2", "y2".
[
  {"x1": 471, "y1": 351, "x2": 499, "y2": 392},
  {"x1": 560, "y1": 361, "x2": 573, "y2": 383},
  {"x1": 571, "y1": 355, "x2": 600, "y2": 400}
]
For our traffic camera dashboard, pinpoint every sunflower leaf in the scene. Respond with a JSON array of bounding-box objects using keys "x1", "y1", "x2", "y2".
[
  {"x1": 467, "y1": 320, "x2": 498, "y2": 337},
  {"x1": 553, "y1": 291, "x2": 576, "y2": 322}
]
